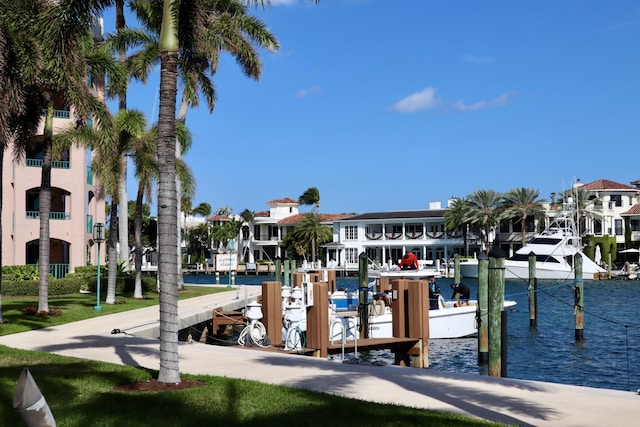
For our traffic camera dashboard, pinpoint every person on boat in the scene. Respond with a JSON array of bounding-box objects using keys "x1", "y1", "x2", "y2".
[
  {"x1": 398, "y1": 252, "x2": 419, "y2": 270},
  {"x1": 428, "y1": 277, "x2": 441, "y2": 310},
  {"x1": 451, "y1": 282, "x2": 470, "y2": 306}
]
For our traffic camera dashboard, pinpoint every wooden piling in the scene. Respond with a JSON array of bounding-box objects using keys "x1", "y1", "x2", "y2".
[
  {"x1": 488, "y1": 247, "x2": 506, "y2": 377},
  {"x1": 528, "y1": 252, "x2": 538, "y2": 327},
  {"x1": 306, "y1": 282, "x2": 329, "y2": 357},
  {"x1": 477, "y1": 252, "x2": 489, "y2": 365},
  {"x1": 261, "y1": 281, "x2": 283, "y2": 346},
  {"x1": 275, "y1": 257, "x2": 282, "y2": 284},
  {"x1": 574, "y1": 254, "x2": 584, "y2": 341},
  {"x1": 407, "y1": 280, "x2": 429, "y2": 368},
  {"x1": 454, "y1": 254, "x2": 460, "y2": 284},
  {"x1": 283, "y1": 259, "x2": 290, "y2": 287},
  {"x1": 358, "y1": 252, "x2": 369, "y2": 339}
]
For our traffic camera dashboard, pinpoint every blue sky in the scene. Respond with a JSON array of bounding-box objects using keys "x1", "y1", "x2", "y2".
[{"x1": 103, "y1": 1, "x2": 640, "y2": 216}]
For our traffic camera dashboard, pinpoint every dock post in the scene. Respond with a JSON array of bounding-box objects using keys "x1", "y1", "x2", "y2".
[
  {"x1": 391, "y1": 279, "x2": 409, "y2": 365},
  {"x1": 528, "y1": 252, "x2": 538, "y2": 327},
  {"x1": 407, "y1": 280, "x2": 429, "y2": 368},
  {"x1": 488, "y1": 247, "x2": 506, "y2": 377},
  {"x1": 477, "y1": 252, "x2": 489, "y2": 365},
  {"x1": 454, "y1": 254, "x2": 460, "y2": 284},
  {"x1": 358, "y1": 252, "x2": 369, "y2": 339},
  {"x1": 306, "y1": 282, "x2": 329, "y2": 357},
  {"x1": 574, "y1": 254, "x2": 584, "y2": 341},
  {"x1": 283, "y1": 259, "x2": 290, "y2": 287},
  {"x1": 261, "y1": 281, "x2": 283, "y2": 346},
  {"x1": 275, "y1": 257, "x2": 282, "y2": 284}
]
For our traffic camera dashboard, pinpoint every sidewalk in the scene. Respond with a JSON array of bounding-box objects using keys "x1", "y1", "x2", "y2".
[{"x1": 1, "y1": 289, "x2": 638, "y2": 426}]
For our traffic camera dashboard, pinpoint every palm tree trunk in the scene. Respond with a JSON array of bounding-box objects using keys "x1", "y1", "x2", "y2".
[
  {"x1": 105, "y1": 201, "x2": 118, "y2": 304},
  {"x1": 134, "y1": 183, "x2": 144, "y2": 299},
  {"x1": 174, "y1": 93, "x2": 189, "y2": 289},
  {"x1": 157, "y1": 0, "x2": 180, "y2": 381},
  {"x1": 38, "y1": 107, "x2": 54, "y2": 313},
  {"x1": 116, "y1": 0, "x2": 129, "y2": 270}
]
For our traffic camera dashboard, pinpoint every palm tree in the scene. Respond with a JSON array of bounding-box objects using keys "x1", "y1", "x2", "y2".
[
  {"x1": 463, "y1": 189, "x2": 504, "y2": 253},
  {"x1": 502, "y1": 187, "x2": 546, "y2": 248},
  {"x1": 298, "y1": 187, "x2": 321, "y2": 261},
  {"x1": 444, "y1": 197, "x2": 472, "y2": 256},
  {"x1": 299, "y1": 187, "x2": 320, "y2": 213},
  {"x1": 291, "y1": 213, "x2": 332, "y2": 262},
  {"x1": 0, "y1": 14, "x2": 45, "y2": 322},
  {"x1": 1, "y1": 0, "x2": 117, "y2": 313},
  {"x1": 152, "y1": 0, "x2": 316, "y2": 384}
]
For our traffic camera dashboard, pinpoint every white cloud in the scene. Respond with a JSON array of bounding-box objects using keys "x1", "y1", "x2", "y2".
[
  {"x1": 452, "y1": 91, "x2": 517, "y2": 111},
  {"x1": 390, "y1": 87, "x2": 440, "y2": 113},
  {"x1": 296, "y1": 86, "x2": 322, "y2": 98},
  {"x1": 463, "y1": 54, "x2": 494, "y2": 64}
]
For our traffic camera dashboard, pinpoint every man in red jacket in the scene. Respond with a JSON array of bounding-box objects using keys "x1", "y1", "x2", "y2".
[{"x1": 398, "y1": 252, "x2": 419, "y2": 270}]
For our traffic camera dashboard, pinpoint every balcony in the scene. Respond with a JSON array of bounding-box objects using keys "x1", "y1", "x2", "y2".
[
  {"x1": 26, "y1": 211, "x2": 71, "y2": 220},
  {"x1": 25, "y1": 158, "x2": 71, "y2": 169}
]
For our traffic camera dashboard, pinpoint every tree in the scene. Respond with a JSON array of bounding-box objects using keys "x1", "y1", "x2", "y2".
[
  {"x1": 463, "y1": 189, "x2": 504, "y2": 253},
  {"x1": 0, "y1": 12, "x2": 45, "y2": 322},
  {"x1": 153, "y1": 0, "x2": 317, "y2": 385},
  {"x1": 289, "y1": 213, "x2": 332, "y2": 262},
  {"x1": 444, "y1": 197, "x2": 472, "y2": 256},
  {"x1": 502, "y1": 187, "x2": 546, "y2": 248},
  {"x1": 1, "y1": 0, "x2": 117, "y2": 313},
  {"x1": 299, "y1": 187, "x2": 320, "y2": 213}
]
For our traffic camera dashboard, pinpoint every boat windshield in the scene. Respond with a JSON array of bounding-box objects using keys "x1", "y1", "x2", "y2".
[
  {"x1": 528, "y1": 237, "x2": 563, "y2": 245},
  {"x1": 510, "y1": 253, "x2": 561, "y2": 263}
]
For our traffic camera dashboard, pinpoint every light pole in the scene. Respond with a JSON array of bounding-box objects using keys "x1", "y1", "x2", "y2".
[{"x1": 93, "y1": 223, "x2": 105, "y2": 311}]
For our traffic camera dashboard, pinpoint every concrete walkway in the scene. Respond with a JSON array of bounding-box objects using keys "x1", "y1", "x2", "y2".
[{"x1": 1, "y1": 289, "x2": 639, "y2": 426}]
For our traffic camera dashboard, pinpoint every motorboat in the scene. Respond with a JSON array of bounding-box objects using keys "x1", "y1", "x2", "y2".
[
  {"x1": 459, "y1": 208, "x2": 607, "y2": 280},
  {"x1": 368, "y1": 259, "x2": 445, "y2": 280},
  {"x1": 328, "y1": 288, "x2": 516, "y2": 340}
]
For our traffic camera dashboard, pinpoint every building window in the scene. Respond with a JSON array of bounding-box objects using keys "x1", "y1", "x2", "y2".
[
  {"x1": 631, "y1": 219, "x2": 640, "y2": 232},
  {"x1": 346, "y1": 248, "x2": 358, "y2": 264},
  {"x1": 345, "y1": 225, "x2": 358, "y2": 240},
  {"x1": 615, "y1": 219, "x2": 623, "y2": 236},
  {"x1": 610, "y1": 195, "x2": 622, "y2": 207}
]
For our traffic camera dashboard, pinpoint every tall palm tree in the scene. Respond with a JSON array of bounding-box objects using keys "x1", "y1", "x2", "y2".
[
  {"x1": 0, "y1": 15, "x2": 45, "y2": 322},
  {"x1": 2, "y1": 0, "x2": 117, "y2": 313},
  {"x1": 502, "y1": 187, "x2": 546, "y2": 248},
  {"x1": 128, "y1": 122, "x2": 194, "y2": 298},
  {"x1": 463, "y1": 189, "x2": 504, "y2": 253},
  {"x1": 152, "y1": 0, "x2": 316, "y2": 384},
  {"x1": 298, "y1": 187, "x2": 321, "y2": 261}
]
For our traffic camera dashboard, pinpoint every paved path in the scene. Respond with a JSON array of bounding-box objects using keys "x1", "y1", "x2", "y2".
[{"x1": 1, "y1": 289, "x2": 639, "y2": 426}]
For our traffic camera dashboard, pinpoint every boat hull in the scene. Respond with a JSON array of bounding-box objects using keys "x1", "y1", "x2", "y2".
[{"x1": 459, "y1": 259, "x2": 605, "y2": 280}]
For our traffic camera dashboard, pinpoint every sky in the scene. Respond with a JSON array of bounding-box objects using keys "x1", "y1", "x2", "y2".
[{"x1": 102, "y1": 1, "x2": 640, "y2": 217}]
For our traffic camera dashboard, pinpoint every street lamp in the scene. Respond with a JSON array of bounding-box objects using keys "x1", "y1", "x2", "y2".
[{"x1": 93, "y1": 223, "x2": 105, "y2": 311}]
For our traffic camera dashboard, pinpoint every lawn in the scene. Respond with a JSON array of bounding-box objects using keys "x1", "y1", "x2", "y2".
[{"x1": 0, "y1": 288, "x2": 507, "y2": 426}]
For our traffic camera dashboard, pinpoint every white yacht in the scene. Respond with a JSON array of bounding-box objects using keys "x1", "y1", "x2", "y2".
[{"x1": 459, "y1": 207, "x2": 607, "y2": 280}]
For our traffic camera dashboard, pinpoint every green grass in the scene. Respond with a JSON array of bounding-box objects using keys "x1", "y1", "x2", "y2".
[
  {"x1": 0, "y1": 286, "x2": 222, "y2": 336},
  {"x1": 0, "y1": 346, "x2": 504, "y2": 426},
  {"x1": 0, "y1": 288, "x2": 507, "y2": 426}
]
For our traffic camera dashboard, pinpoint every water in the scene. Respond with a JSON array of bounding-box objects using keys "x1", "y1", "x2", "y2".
[{"x1": 185, "y1": 273, "x2": 640, "y2": 392}]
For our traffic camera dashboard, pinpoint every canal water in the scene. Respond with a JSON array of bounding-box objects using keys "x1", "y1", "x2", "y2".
[{"x1": 185, "y1": 274, "x2": 640, "y2": 392}]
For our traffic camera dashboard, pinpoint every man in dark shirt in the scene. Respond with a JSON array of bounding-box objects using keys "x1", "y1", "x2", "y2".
[{"x1": 451, "y1": 282, "x2": 471, "y2": 306}]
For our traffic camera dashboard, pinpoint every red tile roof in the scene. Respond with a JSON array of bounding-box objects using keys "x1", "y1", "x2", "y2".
[
  {"x1": 622, "y1": 204, "x2": 640, "y2": 215},
  {"x1": 255, "y1": 211, "x2": 269, "y2": 217},
  {"x1": 266, "y1": 197, "x2": 299, "y2": 205},
  {"x1": 277, "y1": 213, "x2": 352, "y2": 225},
  {"x1": 582, "y1": 179, "x2": 637, "y2": 191}
]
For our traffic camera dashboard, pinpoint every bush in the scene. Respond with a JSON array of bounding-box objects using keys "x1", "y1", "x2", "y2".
[{"x1": 2, "y1": 265, "x2": 39, "y2": 281}]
